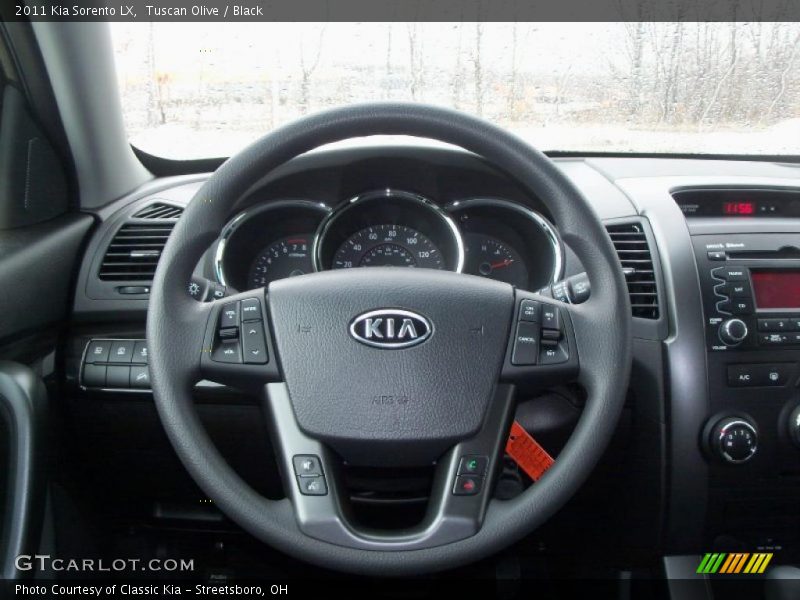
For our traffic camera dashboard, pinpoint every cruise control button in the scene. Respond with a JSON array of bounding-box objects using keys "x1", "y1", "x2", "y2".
[
  {"x1": 540, "y1": 343, "x2": 569, "y2": 365},
  {"x1": 458, "y1": 456, "x2": 487, "y2": 476},
  {"x1": 453, "y1": 475, "x2": 482, "y2": 496},
  {"x1": 212, "y1": 340, "x2": 242, "y2": 363},
  {"x1": 293, "y1": 455, "x2": 322, "y2": 477},
  {"x1": 511, "y1": 322, "x2": 540, "y2": 366},
  {"x1": 220, "y1": 302, "x2": 240, "y2": 328},
  {"x1": 106, "y1": 365, "x2": 131, "y2": 388},
  {"x1": 519, "y1": 300, "x2": 540, "y2": 322},
  {"x1": 82, "y1": 364, "x2": 106, "y2": 387},
  {"x1": 129, "y1": 365, "x2": 150, "y2": 388},
  {"x1": 541, "y1": 306, "x2": 561, "y2": 330},
  {"x1": 108, "y1": 340, "x2": 135, "y2": 364},
  {"x1": 132, "y1": 340, "x2": 149, "y2": 364},
  {"x1": 240, "y1": 298, "x2": 262, "y2": 321},
  {"x1": 298, "y1": 476, "x2": 328, "y2": 496},
  {"x1": 85, "y1": 340, "x2": 111, "y2": 363}
]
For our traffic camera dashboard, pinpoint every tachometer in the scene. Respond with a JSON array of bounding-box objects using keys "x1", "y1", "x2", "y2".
[
  {"x1": 247, "y1": 236, "x2": 312, "y2": 288},
  {"x1": 333, "y1": 224, "x2": 444, "y2": 270}
]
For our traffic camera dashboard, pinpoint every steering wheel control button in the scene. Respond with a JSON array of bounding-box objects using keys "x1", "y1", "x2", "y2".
[
  {"x1": 457, "y1": 455, "x2": 487, "y2": 476},
  {"x1": 298, "y1": 476, "x2": 328, "y2": 496},
  {"x1": 106, "y1": 365, "x2": 131, "y2": 388},
  {"x1": 240, "y1": 298, "x2": 262, "y2": 321},
  {"x1": 130, "y1": 365, "x2": 151, "y2": 388},
  {"x1": 86, "y1": 340, "x2": 111, "y2": 363},
  {"x1": 541, "y1": 306, "x2": 561, "y2": 330},
  {"x1": 293, "y1": 455, "x2": 323, "y2": 477},
  {"x1": 220, "y1": 301, "x2": 240, "y2": 328},
  {"x1": 109, "y1": 340, "x2": 135, "y2": 364},
  {"x1": 519, "y1": 299, "x2": 541, "y2": 322},
  {"x1": 212, "y1": 340, "x2": 242, "y2": 363},
  {"x1": 511, "y1": 322, "x2": 540, "y2": 365},
  {"x1": 540, "y1": 343, "x2": 569, "y2": 365},
  {"x1": 242, "y1": 322, "x2": 268, "y2": 364},
  {"x1": 132, "y1": 341, "x2": 149, "y2": 364},
  {"x1": 82, "y1": 363, "x2": 106, "y2": 387},
  {"x1": 453, "y1": 475, "x2": 482, "y2": 496}
]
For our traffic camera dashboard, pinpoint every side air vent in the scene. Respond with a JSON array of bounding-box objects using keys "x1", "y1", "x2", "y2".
[
  {"x1": 133, "y1": 202, "x2": 184, "y2": 219},
  {"x1": 98, "y1": 223, "x2": 175, "y2": 281},
  {"x1": 605, "y1": 222, "x2": 660, "y2": 319}
]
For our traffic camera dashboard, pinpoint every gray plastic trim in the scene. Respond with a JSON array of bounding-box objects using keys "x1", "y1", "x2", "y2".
[{"x1": 263, "y1": 382, "x2": 514, "y2": 550}]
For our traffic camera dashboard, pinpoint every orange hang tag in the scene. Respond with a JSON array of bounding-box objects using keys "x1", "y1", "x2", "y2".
[{"x1": 505, "y1": 421, "x2": 554, "y2": 481}]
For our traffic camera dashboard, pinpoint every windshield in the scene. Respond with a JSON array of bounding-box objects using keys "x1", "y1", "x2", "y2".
[{"x1": 111, "y1": 22, "x2": 800, "y2": 159}]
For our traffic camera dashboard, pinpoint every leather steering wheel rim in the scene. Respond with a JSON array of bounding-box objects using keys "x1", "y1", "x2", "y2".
[{"x1": 146, "y1": 103, "x2": 632, "y2": 575}]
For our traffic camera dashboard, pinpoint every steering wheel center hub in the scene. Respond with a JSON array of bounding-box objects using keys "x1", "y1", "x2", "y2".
[{"x1": 268, "y1": 267, "x2": 514, "y2": 466}]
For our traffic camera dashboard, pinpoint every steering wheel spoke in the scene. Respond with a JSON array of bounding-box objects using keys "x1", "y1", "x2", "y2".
[
  {"x1": 500, "y1": 290, "x2": 580, "y2": 390},
  {"x1": 263, "y1": 382, "x2": 514, "y2": 551},
  {"x1": 199, "y1": 289, "x2": 281, "y2": 390}
]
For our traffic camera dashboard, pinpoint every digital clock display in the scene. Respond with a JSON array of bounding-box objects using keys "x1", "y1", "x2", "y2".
[{"x1": 722, "y1": 201, "x2": 756, "y2": 215}]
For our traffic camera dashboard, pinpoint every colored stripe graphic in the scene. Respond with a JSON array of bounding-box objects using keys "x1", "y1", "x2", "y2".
[
  {"x1": 719, "y1": 554, "x2": 736, "y2": 574},
  {"x1": 699, "y1": 552, "x2": 774, "y2": 575},
  {"x1": 757, "y1": 553, "x2": 773, "y2": 574},
  {"x1": 733, "y1": 553, "x2": 750, "y2": 573}
]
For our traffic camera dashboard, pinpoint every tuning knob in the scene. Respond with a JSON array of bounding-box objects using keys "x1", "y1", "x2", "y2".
[
  {"x1": 719, "y1": 319, "x2": 748, "y2": 346},
  {"x1": 709, "y1": 417, "x2": 758, "y2": 464}
]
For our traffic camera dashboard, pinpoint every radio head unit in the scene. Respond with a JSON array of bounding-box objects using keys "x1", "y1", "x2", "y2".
[{"x1": 693, "y1": 233, "x2": 800, "y2": 351}]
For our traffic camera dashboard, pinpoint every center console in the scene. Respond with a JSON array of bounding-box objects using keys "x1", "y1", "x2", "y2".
[{"x1": 680, "y1": 188, "x2": 800, "y2": 555}]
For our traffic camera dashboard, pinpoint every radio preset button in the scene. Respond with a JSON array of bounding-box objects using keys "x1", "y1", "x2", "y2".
[{"x1": 758, "y1": 318, "x2": 794, "y2": 332}]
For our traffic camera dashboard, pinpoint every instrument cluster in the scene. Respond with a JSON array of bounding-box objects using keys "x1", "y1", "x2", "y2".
[{"x1": 214, "y1": 190, "x2": 563, "y2": 293}]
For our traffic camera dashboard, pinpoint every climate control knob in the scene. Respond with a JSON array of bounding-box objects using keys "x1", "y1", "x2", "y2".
[
  {"x1": 710, "y1": 417, "x2": 758, "y2": 464},
  {"x1": 719, "y1": 318, "x2": 748, "y2": 346}
]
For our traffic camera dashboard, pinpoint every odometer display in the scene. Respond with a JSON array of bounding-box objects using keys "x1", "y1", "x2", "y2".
[{"x1": 332, "y1": 224, "x2": 444, "y2": 270}]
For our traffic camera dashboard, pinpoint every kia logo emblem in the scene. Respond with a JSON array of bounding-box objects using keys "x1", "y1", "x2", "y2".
[{"x1": 349, "y1": 309, "x2": 432, "y2": 349}]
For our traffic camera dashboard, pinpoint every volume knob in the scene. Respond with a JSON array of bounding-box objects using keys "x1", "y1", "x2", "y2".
[{"x1": 719, "y1": 318, "x2": 748, "y2": 346}]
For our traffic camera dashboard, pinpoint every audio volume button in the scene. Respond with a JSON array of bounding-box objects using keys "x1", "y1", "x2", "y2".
[{"x1": 719, "y1": 319, "x2": 748, "y2": 346}]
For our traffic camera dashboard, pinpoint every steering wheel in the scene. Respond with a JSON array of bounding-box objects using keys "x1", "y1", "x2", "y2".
[{"x1": 147, "y1": 104, "x2": 631, "y2": 575}]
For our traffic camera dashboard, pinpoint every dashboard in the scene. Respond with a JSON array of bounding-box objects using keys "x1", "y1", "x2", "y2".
[
  {"x1": 214, "y1": 189, "x2": 562, "y2": 294},
  {"x1": 67, "y1": 145, "x2": 800, "y2": 568}
]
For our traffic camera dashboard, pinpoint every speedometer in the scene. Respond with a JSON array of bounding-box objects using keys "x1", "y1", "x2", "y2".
[{"x1": 332, "y1": 224, "x2": 444, "y2": 270}]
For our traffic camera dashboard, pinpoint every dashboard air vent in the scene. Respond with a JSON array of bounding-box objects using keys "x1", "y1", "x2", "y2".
[
  {"x1": 98, "y1": 223, "x2": 175, "y2": 281},
  {"x1": 605, "y1": 222, "x2": 660, "y2": 319},
  {"x1": 133, "y1": 202, "x2": 184, "y2": 219}
]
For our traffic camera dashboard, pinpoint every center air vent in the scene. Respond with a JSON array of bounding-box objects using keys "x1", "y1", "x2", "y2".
[
  {"x1": 98, "y1": 223, "x2": 175, "y2": 281},
  {"x1": 605, "y1": 222, "x2": 660, "y2": 319},
  {"x1": 133, "y1": 202, "x2": 184, "y2": 219}
]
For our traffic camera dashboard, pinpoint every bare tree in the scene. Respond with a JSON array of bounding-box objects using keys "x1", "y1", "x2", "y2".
[
  {"x1": 407, "y1": 23, "x2": 424, "y2": 100},
  {"x1": 299, "y1": 26, "x2": 326, "y2": 114},
  {"x1": 472, "y1": 23, "x2": 484, "y2": 117}
]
